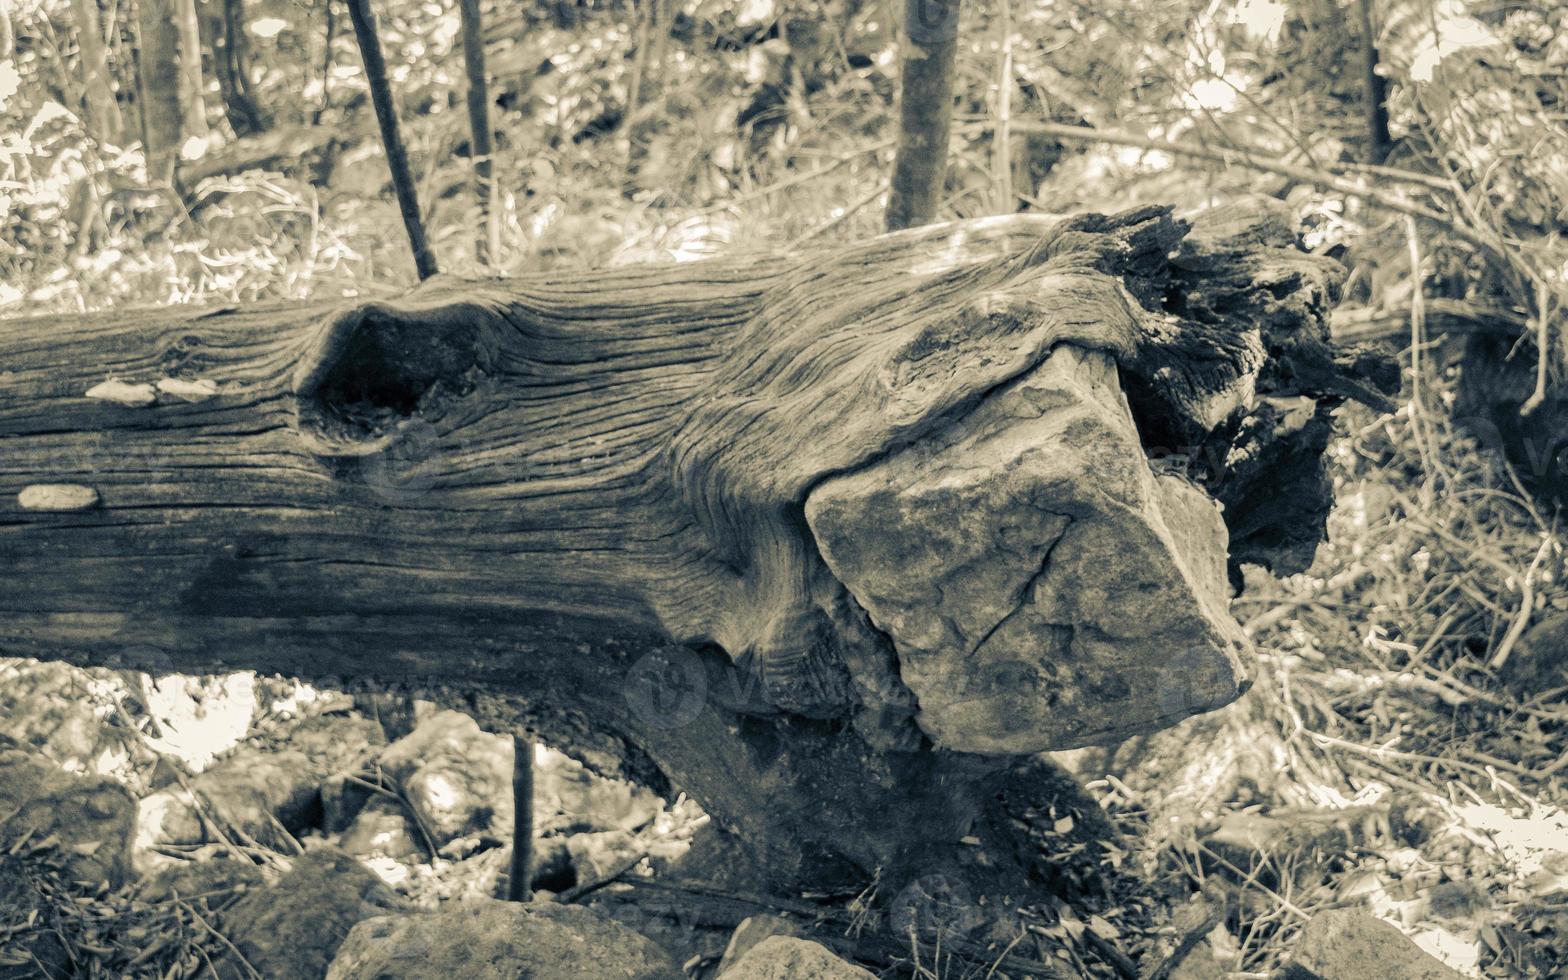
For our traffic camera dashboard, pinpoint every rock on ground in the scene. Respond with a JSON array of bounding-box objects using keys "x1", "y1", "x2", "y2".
[
  {"x1": 137, "y1": 848, "x2": 266, "y2": 909},
  {"x1": 0, "y1": 659, "x2": 116, "y2": 772},
  {"x1": 339, "y1": 796, "x2": 425, "y2": 863},
  {"x1": 325, "y1": 899, "x2": 683, "y2": 980},
  {"x1": 211, "y1": 846, "x2": 403, "y2": 980},
  {"x1": 717, "y1": 935, "x2": 875, "y2": 979},
  {"x1": 0, "y1": 743, "x2": 136, "y2": 887},
  {"x1": 374, "y1": 710, "x2": 514, "y2": 850},
  {"x1": 716, "y1": 915, "x2": 803, "y2": 974},
  {"x1": 1279, "y1": 909, "x2": 1464, "y2": 980},
  {"x1": 137, "y1": 712, "x2": 386, "y2": 855}
]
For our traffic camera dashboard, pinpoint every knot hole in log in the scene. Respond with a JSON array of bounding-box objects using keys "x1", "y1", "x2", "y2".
[{"x1": 291, "y1": 300, "x2": 501, "y2": 458}]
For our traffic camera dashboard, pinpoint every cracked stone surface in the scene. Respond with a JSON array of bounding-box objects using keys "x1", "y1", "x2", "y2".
[{"x1": 805, "y1": 345, "x2": 1250, "y2": 754}]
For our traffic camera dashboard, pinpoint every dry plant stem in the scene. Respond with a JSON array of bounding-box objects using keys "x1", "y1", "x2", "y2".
[
  {"x1": 345, "y1": 0, "x2": 439, "y2": 280},
  {"x1": 1489, "y1": 532, "x2": 1553, "y2": 670},
  {"x1": 1522, "y1": 277, "x2": 1552, "y2": 416},
  {"x1": 179, "y1": 899, "x2": 263, "y2": 980},
  {"x1": 1355, "y1": 0, "x2": 1392, "y2": 163},
  {"x1": 1002, "y1": 121, "x2": 1511, "y2": 260},
  {"x1": 1403, "y1": 215, "x2": 1446, "y2": 499},
  {"x1": 992, "y1": 0, "x2": 1013, "y2": 211}
]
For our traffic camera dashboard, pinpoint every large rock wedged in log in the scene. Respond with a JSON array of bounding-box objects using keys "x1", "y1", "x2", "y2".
[{"x1": 806, "y1": 345, "x2": 1248, "y2": 754}]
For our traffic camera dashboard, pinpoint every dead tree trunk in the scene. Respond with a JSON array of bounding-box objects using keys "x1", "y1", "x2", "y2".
[
  {"x1": 0, "y1": 201, "x2": 1391, "y2": 891},
  {"x1": 72, "y1": 0, "x2": 125, "y2": 144},
  {"x1": 136, "y1": 0, "x2": 186, "y2": 185},
  {"x1": 173, "y1": 0, "x2": 209, "y2": 140}
]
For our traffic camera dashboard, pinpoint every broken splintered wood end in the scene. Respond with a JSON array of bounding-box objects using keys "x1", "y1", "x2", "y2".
[
  {"x1": 85, "y1": 380, "x2": 157, "y2": 407},
  {"x1": 155, "y1": 377, "x2": 220, "y2": 402},
  {"x1": 18, "y1": 484, "x2": 102, "y2": 512}
]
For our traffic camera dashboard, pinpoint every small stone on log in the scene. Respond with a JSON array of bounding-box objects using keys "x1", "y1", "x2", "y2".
[
  {"x1": 155, "y1": 377, "x2": 220, "y2": 402},
  {"x1": 84, "y1": 379, "x2": 157, "y2": 406},
  {"x1": 17, "y1": 483, "x2": 101, "y2": 512}
]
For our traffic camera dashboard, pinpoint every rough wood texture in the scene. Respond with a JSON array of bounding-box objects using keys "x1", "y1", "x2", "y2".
[{"x1": 0, "y1": 201, "x2": 1390, "y2": 884}]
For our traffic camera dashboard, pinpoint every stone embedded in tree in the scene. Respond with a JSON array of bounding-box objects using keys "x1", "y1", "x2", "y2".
[
  {"x1": 808, "y1": 345, "x2": 1247, "y2": 754},
  {"x1": 0, "y1": 202, "x2": 1393, "y2": 886}
]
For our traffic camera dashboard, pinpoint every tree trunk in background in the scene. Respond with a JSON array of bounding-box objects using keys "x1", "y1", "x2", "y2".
[
  {"x1": 624, "y1": 0, "x2": 666, "y2": 190},
  {"x1": 174, "y1": 0, "x2": 209, "y2": 140},
  {"x1": 1355, "y1": 0, "x2": 1391, "y2": 164},
  {"x1": 136, "y1": 0, "x2": 185, "y2": 185},
  {"x1": 0, "y1": 203, "x2": 1391, "y2": 889},
  {"x1": 884, "y1": 0, "x2": 960, "y2": 231},
  {"x1": 458, "y1": 0, "x2": 499, "y2": 265},
  {"x1": 345, "y1": 0, "x2": 439, "y2": 279},
  {"x1": 204, "y1": 0, "x2": 265, "y2": 135},
  {"x1": 72, "y1": 0, "x2": 125, "y2": 144},
  {"x1": 0, "y1": 0, "x2": 13, "y2": 60}
]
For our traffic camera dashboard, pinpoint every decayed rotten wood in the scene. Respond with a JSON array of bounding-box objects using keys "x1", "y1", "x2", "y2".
[{"x1": 0, "y1": 200, "x2": 1391, "y2": 886}]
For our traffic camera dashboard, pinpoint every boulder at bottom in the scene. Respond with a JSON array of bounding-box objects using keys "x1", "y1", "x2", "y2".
[
  {"x1": 1279, "y1": 910, "x2": 1463, "y2": 980},
  {"x1": 326, "y1": 900, "x2": 683, "y2": 980},
  {"x1": 718, "y1": 936, "x2": 876, "y2": 979},
  {"x1": 0, "y1": 745, "x2": 136, "y2": 887},
  {"x1": 212, "y1": 846, "x2": 403, "y2": 980}
]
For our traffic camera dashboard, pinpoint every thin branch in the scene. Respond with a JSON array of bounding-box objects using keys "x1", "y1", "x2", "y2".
[
  {"x1": 344, "y1": 0, "x2": 439, "y2": 280},
  {"x1": 457, "y1": 0, "x2": 498, "y2": 265},
  {"x1": 507, "y1": 735, "x2": 534, "y2": 902},
  {"x1": 993, "y1": 120, "x2": 1505, "y2": 261}
]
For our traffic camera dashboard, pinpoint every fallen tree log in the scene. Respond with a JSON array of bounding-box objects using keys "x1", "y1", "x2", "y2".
[{"x1": 0, "y1": 199, "x2": 1393, "y2": 890}]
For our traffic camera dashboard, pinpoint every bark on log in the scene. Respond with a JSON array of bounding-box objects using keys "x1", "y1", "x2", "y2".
[{"x1": 0, "y1": 200, "x2": 1391, "y2": 887}]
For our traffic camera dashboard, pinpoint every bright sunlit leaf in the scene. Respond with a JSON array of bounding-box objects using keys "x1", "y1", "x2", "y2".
[
  {"x1": 0, "y1": 60, "x2": 18, "y2": 112},
  {"x1": 250, "y1": 17, "x2": 288, "y2": 39}
]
